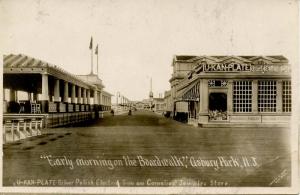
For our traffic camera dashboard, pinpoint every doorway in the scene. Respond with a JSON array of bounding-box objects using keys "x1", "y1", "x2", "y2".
[{"x1": 209, "y1": 93, "x2": 227, "y2": 112}]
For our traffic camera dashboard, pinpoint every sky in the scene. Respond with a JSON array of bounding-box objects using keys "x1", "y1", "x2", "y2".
[{"x1": 0, "y1": 0, "x2": 298, "y2": 102}]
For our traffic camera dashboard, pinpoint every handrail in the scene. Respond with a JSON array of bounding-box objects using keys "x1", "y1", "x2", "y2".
[
  {"x1": 3, "y1": 114, "x2": 47, "y2": 119},
  {"x1": 3, "y1": 114, "x2": 45, "y2": 144}
]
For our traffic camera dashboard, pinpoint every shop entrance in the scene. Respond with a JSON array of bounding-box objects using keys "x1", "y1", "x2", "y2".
[
  {"x1": 209, "y1": 93, "x2": 227, "y2": 111},
  {"x1": 208, "y1": 93, "x2": 227, "y2": 121}
]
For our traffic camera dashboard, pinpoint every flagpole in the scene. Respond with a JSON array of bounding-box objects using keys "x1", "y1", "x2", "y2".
[
  {"x1": 89, "y1": 36, "x2": 93, "y2": 75},
  {"x1": 96, "y1": 49, "x2": 98, "y2": 76},
  {"x1": 91, "y1": 46, "x2": 93, "y2": 74}
]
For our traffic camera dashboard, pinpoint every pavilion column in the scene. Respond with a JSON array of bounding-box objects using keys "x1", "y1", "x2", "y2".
[
  {"x1": 40, "y1": 74, "x2": 49, "y2": 101},
  {"x1": 16, "y1": 91, "x2": 19, "y2": 102},
  {"x1": 276, "y1": 80, "x2": 283, "y2": 113},
  {"x1": 99, "y1": 92, "x2": 102, "y2": 108},
  {"x1": 227, "y1": 80, "x2": 233, "y2": 114},
  {"x1": 63, "y1": 81, "x2": 69, "y2": 103},
  {"x1": 33, "y1": 93, "x2": 38, "y2": 101},
  {"x1": 83, "y1": 88, "x2": 87, "y2": 104},
  {"x1": 54, "y1": 79, "x2": 60, "y2": 102},
  {"x1": 87, "y1": 89, "x2": 91, "y2": 104},
  {"x1": 94, "y1": 90, "x2": 98, "y2": 104},
  {"x1": 78, "y1": 87, "x2": 82, "y2": 104},
  {"x1": 9, "y1": 89, "x2": 16, "y2": 102},
  {"x1": 28, "y1": 93, "x2": 34, "y2": 101},
  {"x1": 7, "y1": 89, "x2": 17, "y2": 113},
  {"x1": 252, "y1": 80, "x2": 258, "y2": 113},
  {"x1": 27, "y1": 92, "x2": 31, "y2": 101},
  {"x1": 99, "y1": 91, "x2": 102, "y2": 105},
  {"x1": 3, "y1": 89, "x2": 7, "y2": 113},
  {"x1": 198, "y1": 79, "x2": 208, "y2": 124},
  {"x1": 71, "y1": 84, "x2": 76, "y2": 103},
  {"x1": 40, "y1": 73, "x2": 49, "y2": 113}
]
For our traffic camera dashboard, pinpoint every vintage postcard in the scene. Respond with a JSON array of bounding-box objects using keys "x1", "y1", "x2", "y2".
[{"x1": 0, "y1": 0, "x2": 299, "y2": 194}]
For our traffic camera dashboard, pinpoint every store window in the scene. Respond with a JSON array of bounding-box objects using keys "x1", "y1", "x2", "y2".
[
  {"x1": 282, "y1": 80, "x2": 291, "y2": 112},
  {"x1": 258, "y1": 80, "x2": 276, "y2": 112},
  {"x1": 233, "y1": 81, "x2": 252, "y2": 112}
]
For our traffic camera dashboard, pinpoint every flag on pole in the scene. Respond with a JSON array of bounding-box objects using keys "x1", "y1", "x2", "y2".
[
  {"x1": 95, "y1": 44, "x2": 98, "y2": 55},
  {"x1": 89, "y1": 37, "x2": 93, "y2": 49}
]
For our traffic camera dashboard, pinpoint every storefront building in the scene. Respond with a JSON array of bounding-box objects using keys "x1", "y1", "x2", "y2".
[{"x1": 169, "y1": 55, "x2": 291, "y2": 127}]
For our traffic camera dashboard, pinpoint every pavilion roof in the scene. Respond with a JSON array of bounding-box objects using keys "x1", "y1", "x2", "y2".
[{"x1": 3, "y1": 54, "x2": 96, "y2": 89}]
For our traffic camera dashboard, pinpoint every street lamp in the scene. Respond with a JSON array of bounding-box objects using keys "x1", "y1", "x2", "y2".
[{"x1": 116, "y1": 92, "x2": 121, "y2": 113}]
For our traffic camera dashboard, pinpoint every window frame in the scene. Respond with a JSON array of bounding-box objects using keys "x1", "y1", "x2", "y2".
[
  {"x1": 233, "y1": 80, "x2": 252, "y2": 113},
  {"x1": 282, "y1": 80, "x2": 292, "y2": 113},
  {"x1": 258, "y1": 80, "x2": 277, "y2": 113}
]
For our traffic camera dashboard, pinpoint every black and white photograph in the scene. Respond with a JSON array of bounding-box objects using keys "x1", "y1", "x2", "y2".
[{"x1": 0, "y1": 0, "x2": 299, "y2": 194}]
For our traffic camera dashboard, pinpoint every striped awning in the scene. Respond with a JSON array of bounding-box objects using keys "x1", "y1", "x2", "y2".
[{"x1": 176, "y1": 79, "x2": 200, "y2": 102}]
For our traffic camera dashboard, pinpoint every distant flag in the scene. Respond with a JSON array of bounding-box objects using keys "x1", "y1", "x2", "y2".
[
  {"x1": 89, "y1": 37, "x2": 93, "y2": 50},
  {"x1": 95, "y1": 44, "x2": 98, "y2": 55}
]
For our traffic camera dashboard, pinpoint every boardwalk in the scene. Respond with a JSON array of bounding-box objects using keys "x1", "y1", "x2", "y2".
[{"x1": 3, "y1": 111, "x2": 290, "y2": 187}]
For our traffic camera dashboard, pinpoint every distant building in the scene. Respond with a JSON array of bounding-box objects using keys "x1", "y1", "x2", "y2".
[
  {"x1": 149, "y1": 78, "x2": 154, "y2": 110},
  {"x1": 153, "y1": 97, "x2": 165, "y2": 113},
  {"x1": 163, "y1": 90, "x2": 172, "y2": 116},
  {"x1": 142, "y1": 99, "x2": 151, "y2": 110},
  {"x1": 134, "y1": 101, "x2": 145, "y2": 110},
  {"x1": 77, "y1": 74, "x2": 112, "y2": 112}
]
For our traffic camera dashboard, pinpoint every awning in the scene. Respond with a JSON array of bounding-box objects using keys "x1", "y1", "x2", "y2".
[{"x1": 176, "y1": 79, "x2": 200, "y2": 102}]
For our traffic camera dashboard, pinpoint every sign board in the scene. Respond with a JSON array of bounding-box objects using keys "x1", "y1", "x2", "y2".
[
  {"x1": 196, "y1": 63, "x2": 252, "y2": 72},
  {"x1": 195, "y1": 62, "x2": 290, "y2": 73}
]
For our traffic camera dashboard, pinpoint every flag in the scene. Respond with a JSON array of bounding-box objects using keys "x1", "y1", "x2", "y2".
[
  {"x1": 95, "y1": 44, "x2": 98, "y2": 55},
  {"x1": 89, "y1": 37, "x2": 93, "y2": 49}
]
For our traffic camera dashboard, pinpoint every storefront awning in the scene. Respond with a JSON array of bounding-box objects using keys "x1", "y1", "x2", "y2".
[{"x1": 176, "y1": 79, "x2": 200, "y2": 102}]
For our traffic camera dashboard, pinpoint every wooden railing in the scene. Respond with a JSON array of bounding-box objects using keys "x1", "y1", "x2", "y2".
[{"x1": 3, "y1": 114, "x2": 47, "y2": 144}]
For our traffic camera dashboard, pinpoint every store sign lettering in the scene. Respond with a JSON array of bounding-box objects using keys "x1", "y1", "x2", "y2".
[{"x1": 196, "y1": 63, "x2": 251, "y2": 72}]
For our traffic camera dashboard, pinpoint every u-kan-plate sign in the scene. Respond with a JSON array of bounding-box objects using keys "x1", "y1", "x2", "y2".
[
  {"x1": 195, "y1": 63, "x2": 290, "y2": 73},
  {"x1": 195, "y1": 63, "x2": 252, "y2": 72}
]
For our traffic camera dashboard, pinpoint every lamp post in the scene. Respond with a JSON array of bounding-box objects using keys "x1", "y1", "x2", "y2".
[
  {"x1": 121, "y1": 95, "x2": 124, "y2": 110},
  {"x1": 116, "y1": 92, "x2": 120, "y2": 113}
]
